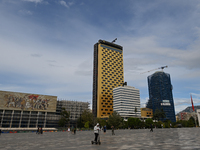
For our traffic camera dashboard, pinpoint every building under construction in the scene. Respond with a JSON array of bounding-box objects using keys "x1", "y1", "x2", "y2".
[
  {"x1": 56, "y1": 100, "x2": 89, "y2": 127},
  {"x1": 0, "y1": 90, "x2": 89, "y2": 128},
  {"x1": 146, "y1": 71, "x2": 176, "y2": 122}
]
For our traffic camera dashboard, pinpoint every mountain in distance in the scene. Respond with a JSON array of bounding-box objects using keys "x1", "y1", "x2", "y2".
[{"x1": 177, "y1": 105, "x2": 200, "y2": 115}]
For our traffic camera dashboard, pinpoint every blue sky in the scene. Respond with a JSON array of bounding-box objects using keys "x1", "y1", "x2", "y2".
[{"x1": 0, "y1": 0, "x2": 200, "y2": 114}]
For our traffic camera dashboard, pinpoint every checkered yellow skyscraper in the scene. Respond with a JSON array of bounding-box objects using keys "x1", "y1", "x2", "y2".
[{"x1": 92, "y1": 40, "x2": 124, "y2": 118}]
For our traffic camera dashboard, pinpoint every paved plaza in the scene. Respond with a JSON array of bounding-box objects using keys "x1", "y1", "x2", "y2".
[{"x1": 0, "y1": 128, "x2": 200, "y2": 150}]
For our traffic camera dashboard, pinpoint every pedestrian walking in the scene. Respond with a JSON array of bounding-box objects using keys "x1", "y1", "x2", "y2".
[
  {"x1": 36, "y1": 127, "x2": 40, "y2": 134},
  {"x1": 0, "y1": 128, "x2": 1, "y2": 135},
  {"x1": 150, "y1": 124, "x2": 153, "y2": 132},
  {"x1": 40, "y1": 127, "x2": 43, "y2": 134},
  {"x1": 111, "y1": 126, "x2": 115, "y2": 135},
  {"x1": 161, "y1": 124, "x2": 163, "y2": 128},
  {"x1": 71, "y1": 126, "x2": 74, "y2": 134},
  {"x1": 103, "y1": 125, "x2": 106, "y2": 134},
  {"x1": 74, "y1": 127, "x2": 76, "y2": 135},
  {"x1": 94, "y1": 123, "x2": 100, "y2": 143}
]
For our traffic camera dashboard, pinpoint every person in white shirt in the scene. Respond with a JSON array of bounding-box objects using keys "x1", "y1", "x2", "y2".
[{"x1": 94, "y1": 123, "x2": 100, "y2": 142}]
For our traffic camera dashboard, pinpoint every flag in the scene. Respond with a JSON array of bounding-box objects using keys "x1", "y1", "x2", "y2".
[{"x1": 191, "y1": 94, "x2": 195, "y2": 111}]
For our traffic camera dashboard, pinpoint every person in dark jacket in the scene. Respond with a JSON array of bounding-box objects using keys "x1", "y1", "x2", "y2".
[
  {"x1": 150, "y1": 124, "x2": 153, "y2": 132},
  {"x1": 103, "y1": 125, "x2": 106, "y2": 134},
  {"x1": 40, "y1": 127, "x2": 43, "y2": 134},
  {"x1": 111, "y1": 126, "x2": 115, "y2": 135},
  {"x1": 37, "y1": 127, "x2": 40, "y2": 134}
]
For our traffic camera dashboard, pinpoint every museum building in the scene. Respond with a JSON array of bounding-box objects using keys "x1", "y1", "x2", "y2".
[{"x1": 0, "y1": 90, "x2": 89, "y2": 128}]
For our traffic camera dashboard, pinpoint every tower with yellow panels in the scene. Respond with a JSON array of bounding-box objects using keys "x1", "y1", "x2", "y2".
[{"x1": 92, "y1": 40, "x2": 124, "y2": 118}]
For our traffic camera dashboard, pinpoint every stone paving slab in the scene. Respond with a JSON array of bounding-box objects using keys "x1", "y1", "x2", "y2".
[{"x1": 0, "y1": 128, "x2": 200, "y2": 150}]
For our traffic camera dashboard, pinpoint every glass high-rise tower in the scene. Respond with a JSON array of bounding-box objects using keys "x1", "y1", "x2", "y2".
[
  {"x1": 92, "y1": 40, "x2": 124, "y2": 118},
  {"x1": 146, "y1": 71, "x2": 176, "y2": 122}
]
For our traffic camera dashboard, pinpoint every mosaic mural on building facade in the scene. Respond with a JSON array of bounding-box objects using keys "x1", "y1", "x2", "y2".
[{"x1": 0, "y1": 91, "x2": 57, "y2": 112}]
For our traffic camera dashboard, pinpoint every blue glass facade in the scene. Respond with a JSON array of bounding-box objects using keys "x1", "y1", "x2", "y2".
[{"x1": 146, "y1": 71, "x2": 176, "y2": 122}]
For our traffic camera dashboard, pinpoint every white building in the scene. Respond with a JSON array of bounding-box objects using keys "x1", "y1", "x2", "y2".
[
  {"x1": 197, "y1": 109, "x2": 200, "y2": 126},
  {"x1": 113, "y1": 85, "x2": 141, "y2": 118}
]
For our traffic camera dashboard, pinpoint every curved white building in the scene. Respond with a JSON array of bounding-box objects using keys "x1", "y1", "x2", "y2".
[{"x1": 113, "y1": 85, "x2": 141, "y2": 118}]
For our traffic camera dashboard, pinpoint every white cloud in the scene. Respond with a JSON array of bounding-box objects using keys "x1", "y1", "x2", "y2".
[
  {"x1": 68, "y1": 2, "x2": 74, "y2": 6},
  {"x1": 59, "y1": 0, "x2": 69, "y2": 8},
  {"x1": 59, "y1": 1, "x2": 74, "y2": 8},
  {"x1": 23, "y1": 0, "x2": 43, "y2": 3},
  {"x1": 18, "y1": 10, "x2": 33, "y2": 15}
]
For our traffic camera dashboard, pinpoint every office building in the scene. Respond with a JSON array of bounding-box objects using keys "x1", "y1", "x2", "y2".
[
  {"x1": 146, "y1": 71, "x2": 176, "y2": 122},
  {"x1": 113, "y1": 85, "x2": 141, "y2": 118},
  {"x1": 92, "y1": 40, "x2": 124, "y2": 118}
]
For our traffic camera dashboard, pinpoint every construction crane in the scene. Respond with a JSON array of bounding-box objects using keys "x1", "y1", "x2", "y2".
[
  {"x1": 140, "y1": 65, "x2": 168, "y2": 74},
  {"x1": 111, "y1": 38, "x2": 117, "y2": 43}
]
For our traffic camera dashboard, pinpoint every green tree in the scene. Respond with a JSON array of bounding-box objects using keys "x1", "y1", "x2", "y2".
[
  {"x1": 155, "y1": 121, "x2": 163, "y2": 128},
  {"x1": 176, "y1": 120, "x2": 187, "y2": 127},
  {"x1": 153, "y1": 108, "x2": 166, "y2": 121},
  {"x1": 79, "y1": 109, "x2": 94, "y2": 128},
  {"x1": 134, "y1": 107, "x2": 137, "y2": 116},
  {"x1": 122, "y1": 119, "x2": 128, "y2": 129},
  {"x1": 128, "y1": 117, "x2": 135, "y2": 128},
  {"x1": 134, "y1": 118, "x2": 142, "y2": 128},
  {"x1": 164, "y1": 119, "x2": 171, "y2": 128},
  {"x1": 196, "y1": 117, "x2": 199, "y2": 127},
  {"x1": 84, "y1": 121, "x2": 90, "y2": 129},
  {"x1": 58, "y1": 107, "x2": 70, "y2": 127},
  {"x1": 77, "y1": 117, "x2": 84, "y2": 128},
  {"x1": 145, "y1": 118, "x2": 153, "y2": 128},
  {"x1": 160, "y1": 108, "x2": 166, "y2": 121},
  {"x1": 153, "y1": 109, "x2": 160, "y2": 121},
  {"x1": 94, "y1": 118, "x2": 107, "y2": 128},
  {"x1": 187, "y1": 117, "x2": 195, "y2": 127},
  {"x1": 108, "y1": 111, "x2": 122, "y2": 129},
  {"x1": 140, "y1": 121, "x2": 145, "y2": 129},
  {"x1": 127, "y1": 117, "x2": 141, "y2": 129}
]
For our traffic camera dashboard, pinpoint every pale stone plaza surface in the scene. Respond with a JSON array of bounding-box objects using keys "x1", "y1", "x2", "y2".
[{"x1": 0, "y1": 128, "x2": 200, "y2": 150}]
